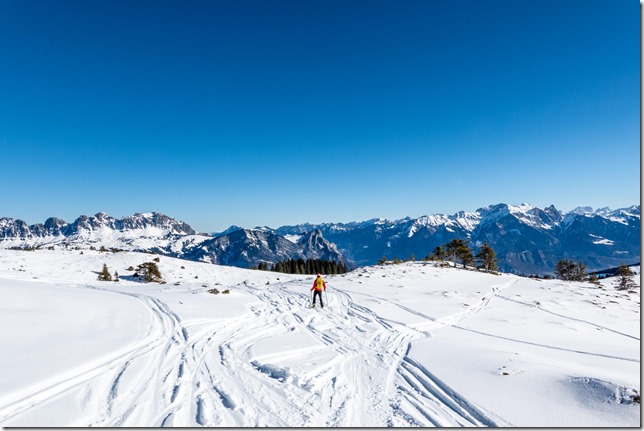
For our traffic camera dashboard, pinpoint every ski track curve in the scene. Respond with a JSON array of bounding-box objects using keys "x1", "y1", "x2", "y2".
[{"x1": 1, "y1": 277, "x2": 515, "y2": 427}]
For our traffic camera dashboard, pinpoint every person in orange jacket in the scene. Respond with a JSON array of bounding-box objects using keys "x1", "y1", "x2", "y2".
[{"x1": 311, "y1": 273, "x2": 327, "y2": 308}]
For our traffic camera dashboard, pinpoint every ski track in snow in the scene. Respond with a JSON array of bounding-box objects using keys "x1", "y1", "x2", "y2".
[
  {"x1": 19, "y1": 262, "x2": 644, "y2": 428},
  {"x1": 496, "y1": 294, "x2": 640, "y2": 341},
  {"x1": 0, "y1": 271, "x2": 518, "y2": 427},
  {"x1": 224, "y1": 280, "x2": 507, "y2": 427},
  {"x1": 0, "y1": 291, "x2": 163, "y2": 424}
]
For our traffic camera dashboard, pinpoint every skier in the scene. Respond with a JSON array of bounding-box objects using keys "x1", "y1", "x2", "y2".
[{"x1": 311, "y1": 273, "x2": 327, "y2": 308}]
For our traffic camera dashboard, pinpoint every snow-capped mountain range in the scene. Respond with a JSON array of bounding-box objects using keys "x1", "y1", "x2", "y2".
[
  {"x1": 0, "y1": 212, "x2": 196, "y2": 239},
  {"x1": 0, "y1": 203, "x2": 639, "y2": 275},
  {"x1": 181, "y1": 228, "x2": 348, "y2": 268},
  {"x1": 0, "y1": 212, "x2": 346, "y2": 268},
  {"x1": 275, "y1": 203, "x2": 640, "y2": 275}
]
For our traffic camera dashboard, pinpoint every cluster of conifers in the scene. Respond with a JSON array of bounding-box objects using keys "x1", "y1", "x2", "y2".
[
  {"x1": 378, "y1": 239, "x2": 499, "y2": 273},
  {"x1": 256, "y1": 259, "x2": 349, "y2": 275}
]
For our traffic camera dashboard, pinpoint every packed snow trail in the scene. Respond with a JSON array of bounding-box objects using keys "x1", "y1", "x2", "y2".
[{"x1": 158, "y1": 278, "x2": 506, "y2": 427}]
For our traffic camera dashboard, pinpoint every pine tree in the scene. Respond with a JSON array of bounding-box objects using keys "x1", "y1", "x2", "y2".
[
  {"x1": 615, "y1": 264, "x2": 636, "y2": 290},
  {"x1": 554, "y1": 259, "x2": 587, "y2": 281},
  {"x1": 297, "y1": 259, "x2": 305, "y2": 275},
  {"x1": 270, "y1": 258, "x2": 348, "y2": 275},
  {"x1": 475, "y1": 242, "x2": 498, "y2": 273},
  {"x1": 137, "y1": 262, "x2": 163, "y2": 283},
  {"x1": 446, "y1": 239, "x2": 466, "y2": 267},
  {"x1": 571, "y1": 260, "x2": 587, "y2": 281},
  {"x1": 555, "y1": 259, "x2": 575, "y2": 281},
  {"x1": 457, "y1": 244, "x2": 474, "y2": 269},
  {"x1": 97, "y1": 263, "x2": 112, "y2": 281},
  {"x1": 429, "y1": 246, "x2": 446, "y2": 262}
]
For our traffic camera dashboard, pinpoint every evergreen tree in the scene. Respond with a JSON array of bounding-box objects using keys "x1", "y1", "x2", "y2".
[
  {"x1": 429, "y1": 246, "x2": 446, "y2": 262},
  {"x1": 137, "y1": 262, "x2": 163, "y2": 283},
  {"x1": 475, "y1": 242, "x2": 498, "y2": 273},
  {"x1": 271, "y1": 258, "x2": 348, "y2": 275},
  {"x1": 97, "y1": 263, "x2": 112, "y2": 281},
  {"x1": 457, "y1": 244, "x2": 474, "y2": 269},
  {"x1": 571, "y1": 260, "x2": 587, "y2": 281},
  {"x1": 446, "y1": 239, "x2": 466, "y2": 267},
  {"x1": 554, "y1": 259, "x2": 587, "y2": 281},
  {"x1": 555, "y1": 259, "x2": 576, "y2": 281},
  {"x1": 615, "y1": 264, "x2": 636, "y2": 290},
  {"x1": 297, "y1": 258, "x2": 305, "y2": 275}
]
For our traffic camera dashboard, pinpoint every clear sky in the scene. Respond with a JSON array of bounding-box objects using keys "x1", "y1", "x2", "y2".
[{"x1": 0, "y1": 0, "x2": 639, "y2": 232}]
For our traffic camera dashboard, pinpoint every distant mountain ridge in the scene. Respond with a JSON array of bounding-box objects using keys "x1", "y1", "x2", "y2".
[
  {"x1": 0, "y1": 203, "x2": 639, "y2": 275},
  {"x1": 0, "y1": 212, "x2": 347, "y2": 268},
  {"x1": 0, "y1": 212, "x2": 197, "y2": 239},
  {"x1": 274, "y1": 204, "x2": 640, "y2": 275},
  {"x1": 181, "y1": 228, "x2": 348, "y2": 268}
]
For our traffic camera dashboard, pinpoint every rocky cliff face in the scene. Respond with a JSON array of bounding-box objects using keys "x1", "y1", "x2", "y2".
[
  {"x1": 0, "y1": 212, "x2": 196, "y2": 240},
  {"x1": 0, "y1": 213, "x2": 348, "y2": 269},
  {"x1": 181, "y1": 228, "x2": 347, "y2": 268}
]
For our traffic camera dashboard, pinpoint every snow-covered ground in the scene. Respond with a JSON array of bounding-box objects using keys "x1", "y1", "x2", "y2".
[{"x1": 0, "y1": 250, "x2": 639, "y2": 427}]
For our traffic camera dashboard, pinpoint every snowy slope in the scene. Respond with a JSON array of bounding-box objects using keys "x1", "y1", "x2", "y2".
[{"x1": 0, "y1": 250, "x2": 639, "y2": 427}]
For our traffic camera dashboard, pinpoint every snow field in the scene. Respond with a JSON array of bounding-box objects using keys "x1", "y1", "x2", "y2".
[{"x1": 0, "y1": 250, "x2": 639, "y2": 426}]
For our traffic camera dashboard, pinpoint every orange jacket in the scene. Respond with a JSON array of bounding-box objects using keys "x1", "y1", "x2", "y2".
[{"x1": 311, "y1": 276, "x2": 327, "y2": 291}]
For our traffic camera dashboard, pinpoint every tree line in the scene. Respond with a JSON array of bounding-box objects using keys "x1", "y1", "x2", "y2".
[
  {"x1": 555, "y1": 259, "x2": 636, "y2": 290},
  {"x1": 426, "y1": 239, "x2": 498, "y2": 272},
  {"x1": 378, "y1": 239, "x2": 499, "y2": 273},
  {"x1": 257, "y1": 259, "x2": 349, "y2": 275},
  {"x1": 554, "y1": 259, "x2": 589, "y2": 281}
]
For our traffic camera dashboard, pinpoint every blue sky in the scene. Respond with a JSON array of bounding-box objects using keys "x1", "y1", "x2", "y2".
[{"x1": 0, "y1": 0, "x2": 639, "y2": 232}]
